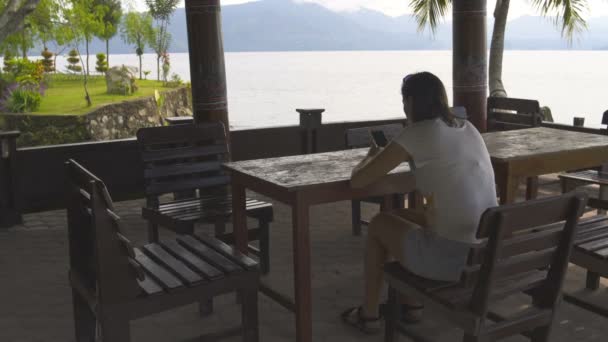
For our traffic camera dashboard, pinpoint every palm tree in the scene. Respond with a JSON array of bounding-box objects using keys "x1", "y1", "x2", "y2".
[{"x1": 409, "y1": 0, "x2": 589, "y2": 97}]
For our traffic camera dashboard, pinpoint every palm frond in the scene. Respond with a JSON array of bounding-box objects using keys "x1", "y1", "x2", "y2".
[
  {"x1": 409, "y1": 0, "x2": 451, "y2": 34},
  {"x1": 529, "y1": 0, "x2": 588, "y2": 42}
]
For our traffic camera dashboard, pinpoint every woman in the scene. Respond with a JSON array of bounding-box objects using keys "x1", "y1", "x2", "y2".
[{"x1": 342, "y1": 72, "x2": 498, "y2": 333}]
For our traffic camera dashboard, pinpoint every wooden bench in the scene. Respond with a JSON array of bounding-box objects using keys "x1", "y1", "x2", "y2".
[
  {"x1": 66, "y1": 159, "x2": 260, "y2": 342},
  {"x1": 345, "y1": 123, "x2": 405, "y2": 235},
  {"x1": 384, "y1": 192, "x2": 587, "y2": 342},
  {"x1": 137, "y1": 123, "x2": 273, "y2": 274}
]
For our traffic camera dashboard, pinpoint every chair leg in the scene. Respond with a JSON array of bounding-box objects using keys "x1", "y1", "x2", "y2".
[
  {"x1": 586, "y1": 271, "x2": 601, "y2": 290},
  {"x1": 215, "y1": 219, "x2": 227, "y2": 235},
  {"x1": 351, "y1": 200, "x2": 362, "y2": 236},
  {"x1": 258, "y1": 220, "x2": 270, "y2": 275},
  {"x1": 529, "y1": 325, "x2": 552, "y2": 342},
  {"x1": 72, "y1": 290, "x2": 96, "y2": 342},
  {"x1": 241, "y1": 287, "x2": 259, "y2": 342},
  {"x1": 384, "y1": 286, "x2": 399, "y2": 342},
  {"x1": 148, "y1": 222, "x2": 159, "y2": 243},
  {"x1": 98, "y1": 315, "x2": 130, "y2": 342},
  {"x1": 526, "y1": 177, "x2": 539, "y2": 200}
]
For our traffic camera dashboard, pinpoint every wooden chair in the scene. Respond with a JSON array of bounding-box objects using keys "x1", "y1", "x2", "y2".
[
  {"x1": 66, "y1": 159, "x2": 259, "y2": 342},
  {"x1": 345, "y1": 123, "x2": 405, "y2": 235},
  {"x1": 488, "y1": 97, "x2": 543, "y2": 200},
  {"x1": 558, "y1": 175, "x2": 608, "y2": 315},
  {"x1": 487, "y1": 97, "x2": 542, "y2": 132},
  {"x1": 137, "y1": 123, "x2": 273, "y2": 274},
  {"x1": 384, "y1": 192, "x2": 587, "y2": 342}
]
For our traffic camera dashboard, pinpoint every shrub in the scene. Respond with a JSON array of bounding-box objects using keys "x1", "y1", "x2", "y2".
[
  {"x1": 95, "y1": 53, "x2": 108, "y2": 74},
  {"x1": 41, "y1": 48, "x2": 55, "y2": 73},
  {"x1": 66, "y1": 49, "x2": 82, "y2": 74},
  {"x1": 5, "y1": 88, "x2": 42, "y2": 113},
  {"x1": 165, "y1": 73, "x2": 183, "y2": 88}
]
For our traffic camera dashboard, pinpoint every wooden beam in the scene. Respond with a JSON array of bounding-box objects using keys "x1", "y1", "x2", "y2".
[
  {"x1": 185, "y1": 0, "x2": 230, "y2": 132},
  {"x1": 453, "y1": 0, "x2": 488, "y2": 132}
]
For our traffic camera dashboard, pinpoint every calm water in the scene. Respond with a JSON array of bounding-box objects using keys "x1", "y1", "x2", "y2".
[{"x1": 51, "y1": 51, "x2": 608, "y2": 129}]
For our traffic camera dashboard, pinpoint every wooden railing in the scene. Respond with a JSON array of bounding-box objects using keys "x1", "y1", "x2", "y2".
[{"x1": 4, "y1": 114, "x2": 600, "y2": 221}]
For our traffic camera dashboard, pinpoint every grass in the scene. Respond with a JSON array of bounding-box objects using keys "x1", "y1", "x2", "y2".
[{"x1": 34, "y1": 75, "x2": 167, "y2": 115}]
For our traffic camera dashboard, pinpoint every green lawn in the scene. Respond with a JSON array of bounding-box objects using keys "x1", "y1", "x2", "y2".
[{"x1": 34, "y1": 75, "x2": 166, "y2": 115}]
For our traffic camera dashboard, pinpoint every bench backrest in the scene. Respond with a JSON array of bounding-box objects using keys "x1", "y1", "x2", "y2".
[
  {"x1": 66, "y1": 159, "x2": 143, "y2": 304},
  {"x1": 136, "y1": 123, "x2": 230, "y2": 205},
  {"x1": 345, "y1": 123, "x2": 404, "y2": 149},
  {"x1": 487, "y1": 97, "x2": 542, "y2": 131},
  {"x1": 465, "y1": 192, "x2": 587, "y2": 317}
]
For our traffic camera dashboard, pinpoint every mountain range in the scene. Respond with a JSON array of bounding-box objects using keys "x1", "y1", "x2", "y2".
[{"x1": 71, "y1": 0, "x2": 608, "y2": 55}]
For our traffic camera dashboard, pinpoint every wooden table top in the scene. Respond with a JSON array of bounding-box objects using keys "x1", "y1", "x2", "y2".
[
  {"x1": 224, "y1": 149, "x2": 411, "y2": 191},
  {"x1": 483, "y1": 127, "x2": 608, "y2": 162}
]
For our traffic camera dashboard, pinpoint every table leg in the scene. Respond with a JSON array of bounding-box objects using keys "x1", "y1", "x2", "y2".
[
  {"x1": 292, "y1": 200, "x2": 312, "y2": 342},
  {"x1": 232, "y1": 180, "x2": 248, "y2": 253},
  {"x1": 499, "y1": 175, "x2": 520, "y2": 205}
]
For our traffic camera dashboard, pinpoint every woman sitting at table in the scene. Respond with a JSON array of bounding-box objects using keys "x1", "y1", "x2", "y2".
[{"x1": 342, "y1": 72, "x2": 498, "y2": 334}]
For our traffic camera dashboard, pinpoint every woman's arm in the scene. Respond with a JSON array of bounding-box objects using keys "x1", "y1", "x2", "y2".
[{"x1": 350, "y1": 141, "x2": 411, "y2": 189}]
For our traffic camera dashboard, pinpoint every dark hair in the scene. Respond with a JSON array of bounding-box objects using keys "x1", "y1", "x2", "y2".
[{"x1": 401, "y1": 72, "x2": 455, "y2": 126}]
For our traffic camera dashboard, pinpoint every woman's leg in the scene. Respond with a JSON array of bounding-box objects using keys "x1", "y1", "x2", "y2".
[{"x1": 362, "y1": 212, "x2": 419, "y2": 318}]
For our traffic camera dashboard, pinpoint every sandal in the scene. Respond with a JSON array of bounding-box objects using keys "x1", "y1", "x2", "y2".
[
  {"x1": 341, "y1": 306, "x2": 382, "y2": 334},
  {"x1": 379, "y1": 303, "x2": 424, "y2": 324}
]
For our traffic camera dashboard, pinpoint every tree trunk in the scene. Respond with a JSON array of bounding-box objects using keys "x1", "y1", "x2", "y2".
[
  {"x1": 157, "y1": 55, "x2": 160, "y2": 81},
  {"x1": 85, "y1": 39, "x2": 90, "y2": 76},
  {"x1": 75, "y1": 46, "x2": 91, "y2": 107},
  {"x1": 106, "y1": 39, "x2": 110, "y2": 67},
  {"x1": 139, "y1": 55, "x2": 143, "y2": 80},
  {"x1": 489, "y1": 0, "x2": 510, "y2": 98}
]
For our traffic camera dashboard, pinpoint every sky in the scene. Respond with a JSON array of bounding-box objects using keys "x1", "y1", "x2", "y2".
[{"x1": 218, "y1": 0, "x2": 608, "y2": 19}]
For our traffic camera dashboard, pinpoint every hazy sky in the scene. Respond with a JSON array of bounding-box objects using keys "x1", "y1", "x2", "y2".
[{"x1": 218, "y1": 0, "x2": 608, "y2": 19}]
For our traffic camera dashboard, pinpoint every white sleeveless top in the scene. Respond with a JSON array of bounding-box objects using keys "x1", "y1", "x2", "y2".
[{"x1": 393, "y1": 118, "x2": 498, "y2": 244}]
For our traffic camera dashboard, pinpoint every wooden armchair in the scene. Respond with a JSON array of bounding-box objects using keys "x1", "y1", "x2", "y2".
[
  {"x1": 137, "y1": 123, "x2": 273, "y2": 274},
  {"x1": 345, "y1": 123, "x2": 405, "y2": 235},
  {"x1": 66, "y1": 159, "x2": 260, "y2": 341},
  {"x1": 384, "y1": 192, "x2": 587, "y2": 342},
  {"x1": 487, "y1": 97, "x2": 542, "y2": 132}
]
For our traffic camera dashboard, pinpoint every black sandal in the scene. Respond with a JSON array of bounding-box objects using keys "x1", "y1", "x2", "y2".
[
  {"x1": 341, "y1": 306, "x2": 382, "y2": 334},
  {"x1": 379, "y1": 303, "x2": 424, "y2": 324}
]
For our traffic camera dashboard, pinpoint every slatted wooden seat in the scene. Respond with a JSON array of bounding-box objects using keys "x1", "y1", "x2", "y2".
[
  {"x1": 345, "y1": 123, "x2": 405, "y2": 235},
  {"x1": 66, "y1": 159, "x2": 259, "y2": 342},
  {"x1": 137, "y1": 123, "x2": 273, "y2": 274},
  {"x1": 384, "y1": 192, "x2": 587, "y2": 342},
  {"x1": 570, "y1": 215, "x2": 608, "y2": 295}
]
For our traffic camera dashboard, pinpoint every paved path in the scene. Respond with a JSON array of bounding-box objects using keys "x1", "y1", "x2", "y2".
[{"x1": 1, "y1": 177, "x2": 607, "y2": 341}]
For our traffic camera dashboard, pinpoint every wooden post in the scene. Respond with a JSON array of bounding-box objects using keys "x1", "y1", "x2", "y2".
[
  {"x1": 453, "y1": 0, "x2": 488, "y2": 132},
  {"x1": 296, "y1": 109, "x2": 324, "y2": 154},
  {"x1": 185, "y1": 0, "x2": 229, "y2": 131},
  {"x1": 0, "y1": 131, "x2": 22, "y2": 228}
]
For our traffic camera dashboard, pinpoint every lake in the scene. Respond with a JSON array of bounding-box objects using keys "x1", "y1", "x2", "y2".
[{"x1": 52, "y1": 51, "x2": 608, "y2": 129}]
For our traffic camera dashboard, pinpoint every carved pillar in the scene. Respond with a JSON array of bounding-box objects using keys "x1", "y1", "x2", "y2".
[
  {"x1": 185, "y1": 0, "x2": 229, "y2": 131},
  {"x1": 453, "y1": 0, "x2": 488, "y2": 132}
]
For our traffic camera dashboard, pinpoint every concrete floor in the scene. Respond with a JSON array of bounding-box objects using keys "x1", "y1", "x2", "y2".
[{"x1": 1, "y1": 176, "x2": 607, "y2": 342}]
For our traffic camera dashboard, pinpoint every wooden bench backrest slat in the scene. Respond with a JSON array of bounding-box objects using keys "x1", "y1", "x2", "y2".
[
  {"x1": 346, "y1": 123, "x2": 404, "y2": 149},
  {"x1": 467, "y1": 192, "x2": 587, "y2": 316},
  {"x1": 66, "y1": 159, "x2": 141, "y2": 303},
  {"x1": 137, "y1": 123, "x2": 230, "y2": 200}
]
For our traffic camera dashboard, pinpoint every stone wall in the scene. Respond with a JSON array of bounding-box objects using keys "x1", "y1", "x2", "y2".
[{"x1": 0, "y1": 87, "x2": 192, "y2": 147}]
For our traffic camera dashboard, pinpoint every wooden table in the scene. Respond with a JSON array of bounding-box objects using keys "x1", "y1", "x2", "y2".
[
  {"x1": 483, "y1": 127, "x2": 608, "y2": 204},
  {"x1": 224, "y1": 149, "x2": 414, "y2": 342}
]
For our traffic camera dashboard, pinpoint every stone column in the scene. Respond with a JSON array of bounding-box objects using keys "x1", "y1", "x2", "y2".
[
  {"x1": 185, "y1": 0, "x2": 229, "y2": 131},
  {"x1": 453, "y1": 0, "x2": 488, "y2": 132}
]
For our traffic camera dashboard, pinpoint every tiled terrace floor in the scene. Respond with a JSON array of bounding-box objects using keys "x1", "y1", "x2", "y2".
[{"x1": 1, "y1": 176, "x2": 607, "y2": 341}]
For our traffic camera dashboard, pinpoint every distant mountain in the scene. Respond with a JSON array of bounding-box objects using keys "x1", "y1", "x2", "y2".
[{"x1": 56, "y1": 0, "x2": 608, "y2": 55}]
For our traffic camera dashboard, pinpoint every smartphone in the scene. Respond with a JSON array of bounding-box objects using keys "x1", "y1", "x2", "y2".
[{"x1": 371, "y1": 130, "x2": 388, "y2": 147}]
